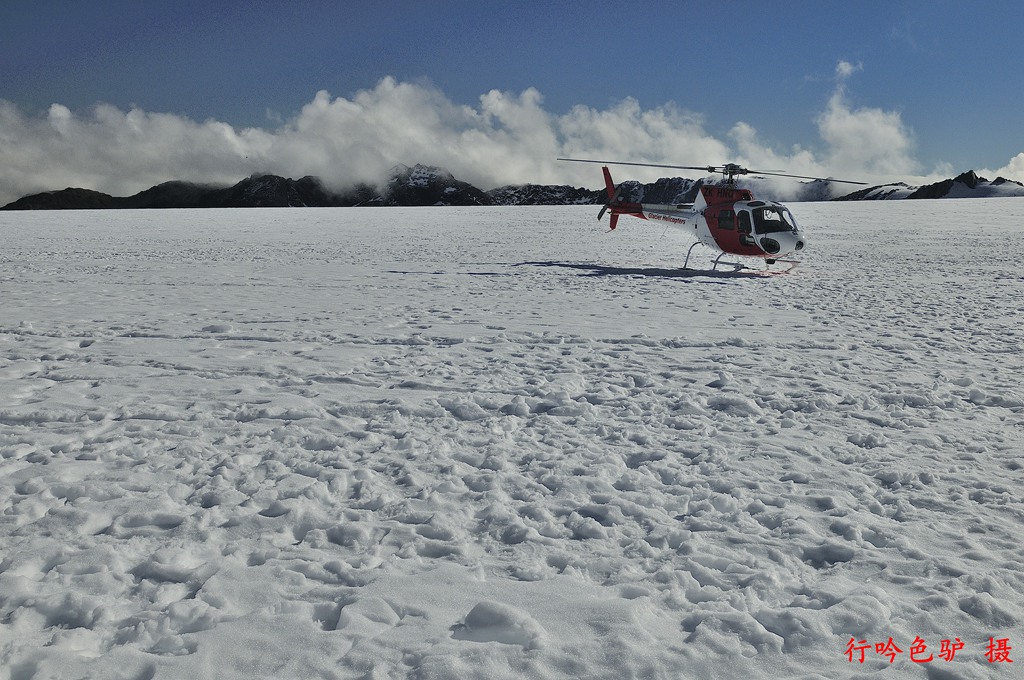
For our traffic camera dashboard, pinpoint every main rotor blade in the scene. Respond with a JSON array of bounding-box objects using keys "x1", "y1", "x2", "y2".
[
  {"x1": 745, "y1": 170, "x2": 867, "y2": 185},
  {"x1": 557, "y1": 157, "x2": 868, "y2": 185},
  {"x1": 558, "y1": 158, "x2": 714, "y2": 173}
]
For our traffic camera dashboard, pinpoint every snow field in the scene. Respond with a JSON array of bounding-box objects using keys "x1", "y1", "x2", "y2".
[{"x1": 1, "y1": 203, "x2": 1023, "y2": 679}]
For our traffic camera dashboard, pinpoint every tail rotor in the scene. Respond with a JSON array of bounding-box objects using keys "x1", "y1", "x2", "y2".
[
  {"x1": 598, "y1": 185, "x2": 623, "y2": 222},
  {"x1": 599, "y1": 166, "x2": 624, "y2": 230}
]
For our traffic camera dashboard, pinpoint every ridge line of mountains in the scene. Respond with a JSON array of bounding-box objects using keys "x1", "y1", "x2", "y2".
[{"x1": 3, "y1": 164, "x2": 1023, "y2": 210}]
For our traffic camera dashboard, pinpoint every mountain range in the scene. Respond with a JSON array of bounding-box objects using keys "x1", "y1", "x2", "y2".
[{"x1": 3, "y1": 165, "x2": 1023, "y2": 210}]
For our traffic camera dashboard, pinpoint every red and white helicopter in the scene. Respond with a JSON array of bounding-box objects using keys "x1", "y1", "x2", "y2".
[{"x1": 558, "y1": 158, "x2": 866, "y2": 271}]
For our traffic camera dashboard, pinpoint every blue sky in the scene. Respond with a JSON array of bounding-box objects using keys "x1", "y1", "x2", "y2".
[{"x1": 1, "y1": 0, "x2": 1022, "y2": 201}]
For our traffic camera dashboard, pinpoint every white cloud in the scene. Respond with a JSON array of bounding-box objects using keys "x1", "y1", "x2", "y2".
[
  {"x1": 0, "y1": 98, "x2": 271, "y2": 205},
  {"x1": 813, "y1": 61, "x2": 922, "y2": 180},
  {"x1": 982, "y1": 152, "x2": 1024, "y2": 183},
  {"x1": 816, "y1": 88, "x2": 918, "y2": 177},
  {"x1": 0, "y1": 82, "x2": 730, "y2": 204},
  {"x1": 556, "y1": 98, "x2": 729, "y2": 178},
  {"x1": 835, "y1": 60, "x2": 863, "y2": 80},
  {"x1": 3, "y1": 69, "x2": 1018, "y2": 205}
]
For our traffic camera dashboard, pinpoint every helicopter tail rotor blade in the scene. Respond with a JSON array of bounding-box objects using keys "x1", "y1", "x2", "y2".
[{"x1": 599, "y1": 185, "x2": 623, "y2": 220}]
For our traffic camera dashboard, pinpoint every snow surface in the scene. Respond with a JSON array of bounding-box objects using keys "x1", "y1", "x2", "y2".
[{"x1": 2, "y1": 201, "x2": 1023, "y2": 679}]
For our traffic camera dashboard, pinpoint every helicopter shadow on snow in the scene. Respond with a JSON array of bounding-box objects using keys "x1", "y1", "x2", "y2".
[{"x1": 512, "y1": 261, "x2": 773, "y2": 281}]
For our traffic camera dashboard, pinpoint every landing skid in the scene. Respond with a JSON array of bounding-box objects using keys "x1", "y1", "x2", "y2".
[
  {"x1": 682, "y1": 242, "x2": 703, "y2": 270},
  {"x1": 682, "y1": 243, "x2": 800, "y2": 273},
  {"x1": 711, "y1": 252, "x2": 748, "y2": 272},
  {"x1": 769, "y1": 259, "x2": 801, "y2": 273},
  {"x1": 682, "y1": 243, "x2": 747, "y2": 272}
]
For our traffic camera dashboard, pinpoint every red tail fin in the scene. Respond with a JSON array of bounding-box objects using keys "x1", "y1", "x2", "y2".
[{"x1": 603, "y1": 166, "x2": 616, "y2": 200}]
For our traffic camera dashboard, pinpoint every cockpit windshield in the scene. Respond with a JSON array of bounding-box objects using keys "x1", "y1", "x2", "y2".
[{"x1": 751, "y1": 206, "x2": 797, "y2": 234}]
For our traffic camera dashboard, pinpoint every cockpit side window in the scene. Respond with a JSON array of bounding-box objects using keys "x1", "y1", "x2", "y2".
[{"x1": 717, "y1": 210, "x2": 735, "y2": 230}]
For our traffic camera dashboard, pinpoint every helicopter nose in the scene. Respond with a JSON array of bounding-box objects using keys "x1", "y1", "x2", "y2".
[
  {"x1": 759, "y1": 237, "x2": 782, "y2": 254},
  {"x1": 759, "y1": 232, "x2": 803, "y2": 257}
]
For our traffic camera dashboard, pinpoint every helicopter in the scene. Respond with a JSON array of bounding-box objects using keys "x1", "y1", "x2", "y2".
[{"x1": 557, "y1": 158, "x2": 866, "y2": 271}]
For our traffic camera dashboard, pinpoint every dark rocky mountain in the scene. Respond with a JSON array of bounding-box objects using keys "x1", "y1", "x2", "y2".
[
  {"x1": 1, "y1": 172, "x2": 392, "y2": 210},
  {"x1": 122, "y1": 174, "x2": 383, "y2": 208},
  {"x1": 488, "y1": 183, "x2": 600, "y2": 206},
  {"x1": 197, "y1": 175, "x2": 343, "y2": 207},
  {"x1": 832, "y1": 182, "x2": 914, "y2": 201},
  {"x1": 120, "y1": 181, "x2": 224, "y2": 208},
  {"x1": 610, "y1": 177, "x2": 704, "y2": 204},
  {"x1": 834, "y1": 170, "x2": 1024, "y2": 200},
  {"x1": 907, "y1": 170, "x2": 984, "y2": 199},
  {"x1": 369, "y1": 164, "x2": 494, "y2": 206},
  {"x1": 3, "y1": 176, "x2": 341, "y2": 210},
  {"x1": 4, "y1": 166, "x2": 1023, "y2": 210},
  {"x1": 3, "y1": 187, "x2": 122, "y2": 210},
  {"x1": 0, "y1": 165, "x2": 495, "y2": 210},
  {"x1": 791, "y1": 180, "x2": 842, "y2": 202},
  {"x1": 905, "y1": 170, "x2": 1024, "y2": 199}
]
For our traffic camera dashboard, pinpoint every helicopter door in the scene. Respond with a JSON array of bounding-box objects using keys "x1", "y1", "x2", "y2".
[{"x1": 736, "y1": 210, "x2": 756, "y2": 246}]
